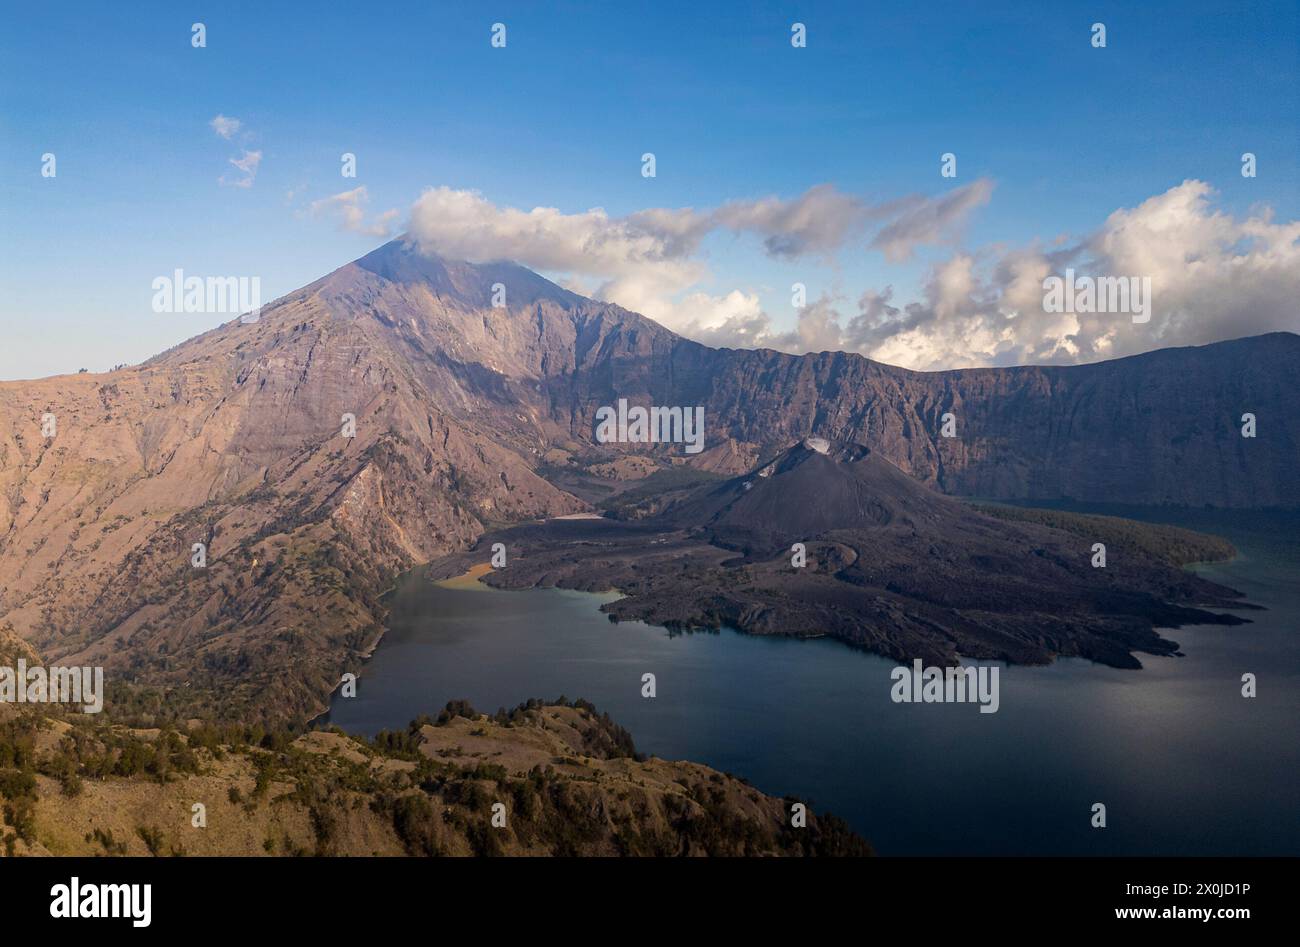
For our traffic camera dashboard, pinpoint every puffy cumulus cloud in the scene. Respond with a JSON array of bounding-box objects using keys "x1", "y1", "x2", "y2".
[
  {"x1": 591, "y1": 264, "x2": 710, "y2": 330},
  {"x1": 311, "y1": 186, "x2": 401, "y2": 238},
  {"x1": 409, "y1": 186, "x2": 705, "y2": 273},
  {"x1": 209, "y1": 114, "x2": 242, "y2": 139},
  {"x1": 677, "y1": 180, "x2": 1299, "y2": 370},
  {"x1": 653, "y1": 289, "x2": 768, "y2": 347},
  {"x1": 1085, "y1": 180, "x2": 1300, "y2": 350},
  {"x1": 404, "y1": 180, "x2": 1293, "y2": 368}
]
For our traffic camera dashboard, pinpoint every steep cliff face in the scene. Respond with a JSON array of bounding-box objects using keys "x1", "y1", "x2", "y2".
[
  {"x1": 692, "y1": 337, "x2": 1299, "y2": 507},
  {"x1": 291, "y1": 240, "x2": 1299, "y2": 508},
  {"x1": 518, "y1": 321, "x2": 1298, "y2": 507},
  {"x1": 0, "y1": 237, "x2": 1292, "y2": 722}
]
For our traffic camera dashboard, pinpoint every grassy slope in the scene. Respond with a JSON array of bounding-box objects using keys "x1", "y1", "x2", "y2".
[
  {"x1": 971, "y1": 503, "x2": 1237, "y2": 567},
  {"x1": 0, "y1": 699, "x2": 869, "y2": 858}
]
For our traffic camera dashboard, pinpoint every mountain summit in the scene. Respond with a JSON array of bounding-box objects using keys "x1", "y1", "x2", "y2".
[{"x1": 659, "y1": 439, "x2": 954, "y2": 554}]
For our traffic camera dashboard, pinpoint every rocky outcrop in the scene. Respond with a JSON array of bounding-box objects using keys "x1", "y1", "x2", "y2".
[{"x1": 2, "y1": 700, "x2": 869, "y2": 857}]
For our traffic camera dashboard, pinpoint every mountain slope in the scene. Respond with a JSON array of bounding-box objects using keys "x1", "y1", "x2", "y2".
[
  {"x1": 658, "y1": 438, "x2": 954, "y2": 552},
  {"x1": 0, "y1": 260, "x2": 585, "y2": 723},
  {"x1": 320, "y1": 239, "x2": 1300, "y2": 506},
  {"x1": 0, "y1": 237, "x2": 1291, "y2": 722},
  {"x1": 145, "y1": 237, "x2": 1300, "y2": 509},
  {"x1": 1, "y1": 699, "x2": 868, "y2": 857}
]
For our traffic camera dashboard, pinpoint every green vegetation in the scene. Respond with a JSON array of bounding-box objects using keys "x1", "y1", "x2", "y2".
[
  {"x1": 972, "y1": 503, "x2": 1237, "y2": 566},
  {"x1": 0, "y1": 698, "x2": 870, "y2": 857}
]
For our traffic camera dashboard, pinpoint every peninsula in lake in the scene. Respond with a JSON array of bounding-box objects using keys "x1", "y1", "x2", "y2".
[{"x1": 428, "y1": 437, "x2": 1250, "y2": 670}]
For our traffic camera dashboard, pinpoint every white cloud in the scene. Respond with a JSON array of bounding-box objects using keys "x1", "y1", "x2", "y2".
[
  {"x1": 405, "y1": 183, "x2": 991, "y2": 334},
  {"x1": 407, "y1": 186, "x2": 709, "y2": 325},
  {"x1": 408, "y1": 183, "x2": 988, "y2": 271},
  {"x1": 649, "y1": 289, "x2": 769, "y2": 345},
  {"x1": 408, "y1": 186, "x2": 704, "y2": 273},
  {"x1": 210, "y1": 114, "x2": 261, "y2": 188},
  {"x1": 220, "y1": 149, "x2": 262, "y2": 189},
  {"x1": 402, "y1": 180, "x2": 1294, "y2": 368},
  {"x1": 311, "y1": 186, "x2": 401, "y2": 238},
  {"x1": 713, "y1": 184, "x2": 870, "y2": 257},
  {"x1": 694, "y1": 180, "x2": 1300, "y2": 369},
  {"x1": 209, "y1": 114, "x2": 241, "y2": 139}
]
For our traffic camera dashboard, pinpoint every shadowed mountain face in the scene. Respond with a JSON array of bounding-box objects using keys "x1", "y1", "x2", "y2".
[{"x1": 0, "y1": 237, "x2": 1290, "y2": 721}]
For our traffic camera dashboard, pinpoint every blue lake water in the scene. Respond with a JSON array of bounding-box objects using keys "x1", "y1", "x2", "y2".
[{"x1": 326, "y1": 505, "x2": 1300, "y2": 855}]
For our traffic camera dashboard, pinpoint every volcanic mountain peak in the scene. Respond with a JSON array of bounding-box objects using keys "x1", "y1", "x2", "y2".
[
  {"x1": 129, "y1": 237, "x2": 1300, "y2": 510},
  {"x1": 659, "y1": 438, "x2": 955, "y2": 554},
  {"x1": 337, "y1": 237, "x2": 586, "y2": 312},
  {"x1": 442, "y1": 439, "x2": 1250, "y2": 673},
  {"x1": 288, "y1": 239, "x2": 1300, "y2": 509},
  {"x1": 765, "y1": 437, "x2": 875, "y2": 469}
]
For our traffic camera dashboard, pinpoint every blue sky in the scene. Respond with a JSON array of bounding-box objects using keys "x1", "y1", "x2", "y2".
[{"x1": 1, "y1": 0, "x2": 1296, "y2": 378}]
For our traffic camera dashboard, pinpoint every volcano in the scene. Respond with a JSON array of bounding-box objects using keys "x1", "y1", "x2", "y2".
[
  {"x1": 431, "y1": 436, "x2": 1251, "y2": 671},
  {"x1": 658, "y1": 437, "x2": 957, "y2": 554},
  {"x1": 0, "y1": 236, "x2": 1288, "y2": 720}
]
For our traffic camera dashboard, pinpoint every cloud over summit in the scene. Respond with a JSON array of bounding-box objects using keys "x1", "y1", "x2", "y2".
[
  {"x1": 401, "y1": 179, "x2": 1295, "y2": 370},
  {"x1": 406, "y1": 181, "x2": 993, "y2": 335}
]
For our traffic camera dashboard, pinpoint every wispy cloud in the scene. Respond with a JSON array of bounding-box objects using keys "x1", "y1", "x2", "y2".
[
  {"x1": 311, "y1": 186, "x2": 400, "y2": 238},
  {"x1": 210, "y1": 113, "x2": 261, "y2": 188},
  {"x1": 870, "y1": 178, "x2": 994, "y2": 262},
  {"x1": 209, "y1": 114, "x2": 242, "y2": 140},
  {"x1": 220, "y1": 149, "x2": 262, "y2": 189}
]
